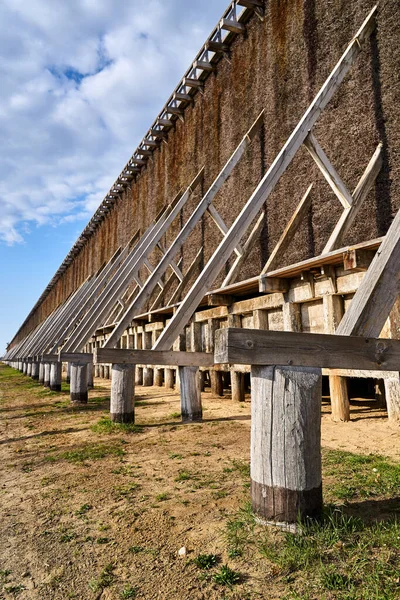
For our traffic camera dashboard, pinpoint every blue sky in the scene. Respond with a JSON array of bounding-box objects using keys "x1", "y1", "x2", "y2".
[{"x1": 0, "y1": 0, "x2": 229, "y2": 354}]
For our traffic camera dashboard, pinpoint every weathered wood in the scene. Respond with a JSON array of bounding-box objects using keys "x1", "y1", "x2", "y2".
[
  {"x1": 110, "y1": 364, "x2": 135, "y2": 423},
  {"x1": 27, "y1": 361, "x2": 32, "y2": 377},
  {"x1": 66, "y1": 362, "x2": 71, "y2": 383},
  {"x1": 59, "y1": 353, "x2": 93, "y2": 364},
  {"x1": 382, "y1": 377, "x2": 400, "y2": 421},
  {"x1": 70, "y1": 362, "x2": 88, "y2": 404},
  {"x1": 94, "y1": 348, "x2": 214, "y2": 367},
  {"x1": 155, "y1": 8, "x2": 377, "y2": 351},
  {"x1": 31, "y1": 361, "x2": 39, "y2": 380},
  {"x1": 87, "y1": 362, "x2": 94, "y2": 389},
  {"x1": 223, "y1": 212, "x2": 264, "y2": 286},
  {"x1": 304, "y1": 133, "x2": 352, "y2": 209},
  {"x1": 168, "y1": 248, "x2": 203, "y2": 306},
  {"x1": 260, "y1": 184, "x2": 313, "y2": 277},
  {"x1": 231, "y1": 371, "x2": 245, "y2": 402},
  {"x1": 220, "y1": 17, "x2": 245, "y2": 33},
  {"x1": 251, "y1": 365, "x2": 322, "y2": 524},
  {"x1": 210, "y1": 370, "x2": 224, "y2": 396},
  {"x1": 104, "y1": 365, "x2": 110, "y2": 379},
  {"x1": 215, "y1": 328, "x2": 400, "y2": 372},
  {"x1": 179, "y1": 366, "x2": 202, "y2": 422},
  {"x1": 154, "y1": 368, "x2": 164, "y2": 386},
  {"x1": 38, "y1": 362, "x2": 44, "y2": 384},
  {"x1": 135, "y1": 366, "x2": 144, "y2": 386},
  {"x1": 165, "y1": 368, "x2": 175, "y2": 389},
  {"x1": 50, "y1": 361, "x2": 62, "y2": 392},
  {"x1": 343, "y1": 249, "x2": 375, "y2": 272},
  {"x1": 43, "y1": 363, "x2": 51, "y2": 388},
  {"x1": 208, "y1": 294, "x2": 235, "y2": 307}
]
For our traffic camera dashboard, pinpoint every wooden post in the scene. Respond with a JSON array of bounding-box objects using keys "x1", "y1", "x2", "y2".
[
  {"x1": 70, "y1": 362, "x2": 88, "y2": 404},
  {"x1": 200, "y1": 370, "x2": 207, "y2": 391},
  {"x1": 31, "y1": 361, "x2": 39, "y2": 380},
  {"x1": 383, "y1": 376, "x2": 400, "y2": 421},
  {"x1": 154, "y1": 368, "x2": 164, "y2": 386},
  {"x1": 210, "y1": 370, "x2": 224, "y2": 396},
  {"x1": 99, "y1": 364, "x2": 105, "y2": 378},
  {"x1": 374, "y1": 379, "x2": 387, "y2": 409},
  {"x1": 22, "y1": 360, "x2": 27, "y2": 375},
  {"x1": 94, "y1": 364, "x2": 100, "y2": 378},
  {"x1": 251, "y1": 365, "x2": 322, "y2": 526},
  {"x1": 18, "y1": 361, "x2": 23, "y2": 371},
  {"x1": 110, "y1": 363, "x2": 135, "y2": 423},
  {"x1": 165, "y1": 368, "x2": 175, "y2": 389},
  {"x1": 179, "y1": 366, "x2": 202, "y2": 422},
  {"x1": 87, "y1": 362, "x2": 94, "y2": 389},
  {"x1": 66, "y1": 362, "x2": 71, "y2": 383},
  {"x1": 104, "y1": 364, "x2": 110, "y2": 379},
  {"x1": 38, "y1": 361, "x2": 44, "y2": 384},
  {"x1": 135, "y1": 366, "x2": 144, "y2": 386},
  {"x1": 231, "y1": 371, "x2": 245, "y2": 402},
  {"x1": 27, "y1": 361, "x2": 32, "y2": 377},
  {"x1": 43, "y1": 362, "x2": 51, "y2": 388},
  {"x1": 50, "y1": 361, "x2": 62, "y2": 392},
  {"x1": 143, "y1": 332, "x2": 154, "y2": 386}
]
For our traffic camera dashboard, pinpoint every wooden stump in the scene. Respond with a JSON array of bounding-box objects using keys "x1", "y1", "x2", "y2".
[
  {"x1": 43, "y1": 363, "x2": 51, "y2": 388},
  {"x1": 251, "y1": 365, "x2": 322, "y2": 526},
  {"x1": 50, "y1": 362, "x2": 62, "y2": 392},
  {"x1": 384, "y1": 377, "x2": 400, "y2": 421},
  {"x1": 210, "y1": 370, "x2": 224, "y2": 396},
  {"x1": 143, "y1": 367, "x2": 154, "y2": 387},
  {"x1": 135, "y1": 366, "x2": 143, "y2": 386},
  {"x1": 329, "y1": 375, "x2": 350, "y2": 422},
  {"x1": 110, "y1": 364, "x2": 135, "y2": 423},
  {"x1": 179, "y1": 366, "x2": 202, "y2": 422},
  {"x1": 164, "y1": 368, "x2": 175, "y2": 389},
  {"x1": 31, "y1": 361, "x2": 39, "y2": 380},
  {"x1": 70, "y1": 362, "x2": 88, "y2": 404},
  {"x1": 231, "y1": 371, "x2": 245, "y2": 402},
  {"x1": 154, "y1": 367, "x2": 164, "y2": 387},
  {"x1": 38, "y1": 362, "x2": 44, "y2": 384},
  {"x1": 87, "y1": 362, "x2": 94, "y2": 389}
]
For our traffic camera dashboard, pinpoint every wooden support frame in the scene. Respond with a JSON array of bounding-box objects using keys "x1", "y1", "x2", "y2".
[{"x1": 94, "y1": 348, "x2": 214, "y2": 367}]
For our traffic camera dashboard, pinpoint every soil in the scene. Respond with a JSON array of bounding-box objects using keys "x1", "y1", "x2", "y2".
[{"x1": 0, "y1": 367, "x2": 399, "y2": 599}]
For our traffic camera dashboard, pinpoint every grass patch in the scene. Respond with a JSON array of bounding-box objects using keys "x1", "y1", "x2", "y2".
[
  {"x1": 88, "y1": 563, "x2": 115, "y2": 593},
  {"x1": 213, "y1": 565, "x2": 241, "y2": 587},
  {"x1": 91, "y1": 416, "x2": 142, "y2": 435},
  {"x1": 175, "y1": 470, "x2": 193, "y2": 482},
  {"x1": 120, "y1": 585, "x2": 138, "y2": 599},
  {"x1": 46, "y1": 442, "x2": 126, "y2": 464},
  {"x1": 75, "y1": 503, "x2": 92, "y2": 516},
  {"x1": 155, "y1": 492, "x2": 169, "y2": 502},
  {"x1": 194, "y1": 554, "x2": 219, "y2": 570},
  {"x1": 168, "y1": 412, "x2": 181, "y2": 419}
]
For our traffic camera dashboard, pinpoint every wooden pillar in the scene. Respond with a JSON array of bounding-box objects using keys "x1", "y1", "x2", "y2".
[
  {"x1": 66, "y1": 362, "x2": 71, "y2": 383},
  {"x1": 383, "y1": 377, "x2": 400, "y2": 421},
  {"x1": 210, "y1": 370, "x2": 224, "y2": 396},
  {"x1": 165, "y1": 368, "x2": 175, "y2": 389},
  {"x1": 143, "y1": 332, "x2": 153, "y2": 386},
  {"x1": 154, "y1": 368, "x2": 164, "y2": 386},
  {"x1": 251, "y1": 365, "x2": 323, "y2": 525},
  {"x1": 27, "y1": 361, "x2": 32, "y2": 377},
  {"x1": 18, "y1": 361, "x2": 23, "y2": 372},
  {"x1": 43, "y1": 362, "x2": 51, "y2": 388},
  {"x1": 94, "y1": 364, "x2": 100, "y2": 378},
  {"x1": 104, "y1": 364, "x2": 110, "y2": 379},
  {"x1": 231, "y1": 371, "x2": 245, "y2": 402},
  {"x1": 199, "y1": 370, "x2": 206, "y2": 392},
  {"x1": 99, "y1": 364, "x2": 105, "y2": 378},
  {"x1": 87, "y1": 362, "x2": 94, "y2": 389},
  {"x1": 179, "y1": 366, "x2": 202, "y2": 422},
  {"x1": 49, "y1": 362, "x2": 62, "y2": 392},
  {"x1": 135, "y1": 366, "x2": 143, "y2": 386},
  {"x1": 38, "y1": 361, "x2": 44, "y2": 384},
  {"x1": 323, "y1": 295, "x2": 350, "y2": 422},
  {"x1": 22, "y1": 361, "x2": 27, "y2": 375},
  {"x1": 375, "y1": 379, "x2": 387, "y2": 409},
  {"x1": 70, "y1": 362, "x2": 88, "y2": 404},
  {"x1": 31, "y1": 362, "x2": 39, "y2": 380},
  {"x1": 110, "y1": 364, "x2": 135, "y2": 423}
]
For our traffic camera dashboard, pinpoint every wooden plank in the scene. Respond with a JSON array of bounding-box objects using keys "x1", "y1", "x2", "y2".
[
  {"x1": 207, "y1": 204, "x2": 244, "y2": 256},
  {"x1": 337, "y1": 207, "x2": 400, "y2": 338},
  {"x1": 150, "y1": 258, "x2": 183, "y2": 311},
  {"x1": 220, "y1": 18, "x2": 245, "y2": 33},
  {"x1": 94, "y1": 348, "x2": 214, "y2": 367},
  {"x1": 168, "y1": 248, "x2": 203, "y2": 306},
  {"x1": 304, "y1": 133, "x2": 353, "y2": 209},
  {"x1": 154, "y1": 7, "x2": 377, "y2": 351},
  {"x1": 323, "y1": 143, "x2": 383, "y2": 252},
  {"x1": 214, "y1": 328, "x2": 400, "y2": 372},
  {"x1": 59, "y1": 352, "x2": 93, "y2": 364},
  {"x1": 103, "y1": 112, "x2": 264, "y2": 349},
  {"x1": 223, "y1": 212, "x2": 264, "y2": 286},
  {"x1": 260, "y1": 184, "x2": 313, "y2": 278}
]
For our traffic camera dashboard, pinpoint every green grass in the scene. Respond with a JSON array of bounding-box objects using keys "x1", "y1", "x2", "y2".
[
  {"x1": 193, "y1": 554, "x2": 219, "y2": 570},
  {"x1": 91, "y1": 416, "x2": 143, "y2": 435},
  {"x1": 175, "y1": 470, "x2": 193, "y2": 482},
  {"x1": 120, "y1": 586, "x2": 138, "y2": 599},
  {"x1": 168, "y1": 412, "x2": 181, "y2": 419},
  {"x1": 75, "y1": 503, "x2": 92, "y2": 516},
  {"x1": 155, "y1": 492, "x2": 169, "y2": 501},
  {"x1": 212, "y1": 565, "x2": 241, "y2": 587},
  {"x1": 46, "y1": 442, "x2": 126, "y2": 463},
  {"x1": 88, "y1": 564, "x2": 115, "y2": 593}
]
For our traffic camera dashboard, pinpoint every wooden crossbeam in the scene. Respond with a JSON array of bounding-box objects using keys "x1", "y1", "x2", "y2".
[
  {"x1": 169, "y1": 248, "x2": 203, "y2": 306},
  {"x1": 94, "y1": 348, "x2": 214, "y2": 367},
  {"x1": 153, "y1": 7, "x2": 377, "y2": 352},
  {"x1": 207, "y1": 204, "x2": 244, "y2": 256},
  {"x1": 304, "y1": 133, "x2": 353, "y2": 209},
  {"x1": 103, "y1": 111, "x2": 264, "y2": 349},
  {"x1": 214, "y1": 328, "x2": 400, "y2": 372},
  {"x1": 223, "y1": 212, "x2": 265, "y2": 286},
  {"x1": 323, "y1": 143, "x2": 383, "y2": 252},
  {"x1": 150, "y1": 257, "x2": 183, "y2": 311},
  {"x1": 260, "y1": 184, "x2": 313, "y2": 285},
  {"x1": 220, "y1": 17, "x2": 245, "y2": 33}
]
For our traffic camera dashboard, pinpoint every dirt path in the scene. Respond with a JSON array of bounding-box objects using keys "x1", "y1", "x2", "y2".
[{"x1": 0, "y1": 366, "x2": 398, "y2": 599}]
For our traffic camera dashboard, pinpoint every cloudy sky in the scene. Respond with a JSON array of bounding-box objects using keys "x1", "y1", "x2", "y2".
[{"x1": 0, "y1": 0, "x2": 229, "y2": 353}]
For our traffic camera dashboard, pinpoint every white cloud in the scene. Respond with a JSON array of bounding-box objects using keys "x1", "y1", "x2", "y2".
[{"x1": 0, "y1": 0, "x2": 228, "y2": 244}]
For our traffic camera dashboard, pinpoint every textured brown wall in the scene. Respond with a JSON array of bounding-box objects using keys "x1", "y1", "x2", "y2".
[{"x1": 12, "y1": 0, "x2": 400, "y2": 345}]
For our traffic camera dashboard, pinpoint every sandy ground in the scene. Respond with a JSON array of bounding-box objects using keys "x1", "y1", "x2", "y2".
[{"x1": 0, "y1": 367, "x2": 398, "y2": 600}]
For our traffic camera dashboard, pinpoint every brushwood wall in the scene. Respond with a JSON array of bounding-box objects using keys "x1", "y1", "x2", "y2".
[{"x1": 11, "y1": 0, "x2": 400, "y2": 346}]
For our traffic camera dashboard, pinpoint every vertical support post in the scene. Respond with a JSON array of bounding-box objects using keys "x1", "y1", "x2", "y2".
[
  {"x1": 323, "y1": 295, "x2": 350, "y2": 421},
  {"x1": 18, "y1": 361, "x2": 23, "y2": 372},
  {"x1": 179, "y1": 366, "x2": 202, "y2": 422},
  {"x1": 27, "y1": 361, "x2": 32, "y2": 377},
  {"x1": 154, "y1": 368, "x2": 164, "y2": 386},
  {"x1": 44, "y1": 362, "x2": 51, "y2": 388},
  {"x1": 383, "y1": 376, "x2": 400, "y2": 421},
  {"x1": 87, "y1": 362, "x2": 94, "y2": 389},
  {"x1": 99, "y1": 364, "x2": 105, "y2": 378},
  {"x1": 31, "y1": 361, "x2": 39, "y2": 380},
  {"x1": 251, "y1": 365, "x2": 323, "y2": 526},
  {"x1": 104, "y1": 364, "x2": 110, "y2": 379},
  {"x1": 165, "y1": 368, "x2": 175, "y2": 389},
  {"x1": 143, "y1": 331, "x2": 154, "y2": 386},
  {"x1": 50, "y1": 362, "x2": 62, "y2": 392},
  {"x1": 70, "y1": 362, "x2": 88, "y2": 404},
  {"x1": 66, "y1": 362, "x2": 71, "y2": 383},
  {"x1": 110, "y1": 363, "x2": 135, "y2": 423},
  {"x1": 38, "y1": 361, "x2": 44, "y2": 384},
  {"x1": 231, "y1": 371, "x2": 245, "y2": 402},
  {"x1": 23, "y1": 360, "x2": 27, "y2": 375}
]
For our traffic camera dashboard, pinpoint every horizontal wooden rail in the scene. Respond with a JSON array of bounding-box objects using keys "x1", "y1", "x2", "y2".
[
  {"x1": 94, "y1": 348, "x2": 214, "y2": 367},
  {"x1": 214, "y1": 328, "x2": 400, "y2": 372},
  {"x1": 58, "y1": 353, "x2": 94, "y2": 364}
]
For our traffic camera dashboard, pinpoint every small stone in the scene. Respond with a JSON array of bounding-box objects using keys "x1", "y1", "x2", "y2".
[{"x1": 178, "y1": 546, "x2": 187, "y2": 557}]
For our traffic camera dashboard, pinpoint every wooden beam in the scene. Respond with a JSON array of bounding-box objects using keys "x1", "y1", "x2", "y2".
[
  {"x1": 94, "y1": 348, "x2": 214, "y2": 367},
  {"x1": 304, "y1": 133, "x2": 353, "y2": 209},
  {"x1": 207, "y1": 204, "x2": 244, "y2": 256},
  {"x1": 207, "y1": 294, "x2": 235, "y2": 306},
  {"x1": 168, "y1": 248, "x2": 203, "y2": 306},
  {"x1": 223, "y1": 212, "x2": 264, "y2": 286},
  {"x1": 214, "y1": 328, "x2": 400, "y2": 372},
  {"x1": 153, "y1": 7, "x2": 377, "y2": 352},
  {"x1": 323, "y1": 143, "x2": 383, "y2": 252},
  {"x1": 220, "y1": 18, "x2": 245, "y2": 33},
  {"x1": 260, "y1": 184, "x2": 313, "y2": 279}
]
